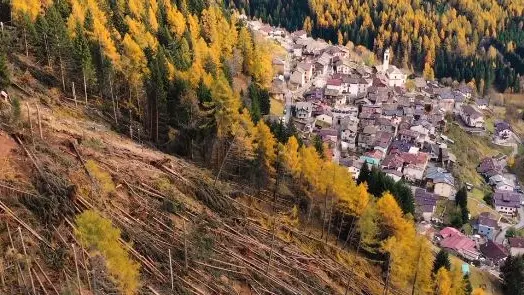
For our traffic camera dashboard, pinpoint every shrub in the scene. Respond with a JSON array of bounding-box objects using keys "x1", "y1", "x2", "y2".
[
  {"x1": 85, "y1": 160, "x2": 115, "y2": 195},
  {"x1": 75, "y1": 210, "x2": 140, "y2": 294}
]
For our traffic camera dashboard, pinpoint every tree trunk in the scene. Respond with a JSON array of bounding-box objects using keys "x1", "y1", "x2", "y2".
[
  {"x1": 337, "y1": 213, "x2": 345, "y2": 243},
  {"x1": 321, "y1": 187, "x2": 328, "y2": 239},
  {"x1": 44, "y1": 33, "x2": 50, "y2": 67},
  {"x1": 129, "y1": 86, "x2": 133, "y2": 139},
  {"x1": 326, "y1": 195, "x2": 335, "y2": 243},
  {"x1": 23, "y1": 28, "x2": 28, "y2": 57},
  {"x1": 155, "y1": 99, "x2": 159, "y2": 143},
  {"x1": 83, "y1": 69, "x2": 88, "y2": 104},
  {"x1": 110, "y1": 77, "x2": 117, "y2": 124},
  {"x1": 343, "y1": 217, "x2": 356, "y2": 249},
  {"x1": 72, "y1": 82, "x2": 77, "y2": 107}
]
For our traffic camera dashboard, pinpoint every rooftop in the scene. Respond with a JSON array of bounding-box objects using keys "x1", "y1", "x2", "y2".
[
  {"x1": 479, "y1": 240, "x2": 508, "y2": 261},
  {"x1": 509, "y1": 237, "x2": 524, "y2": 248},
  {"x1": 492, "y1": 190, "x2": 522, "y2": 208}
]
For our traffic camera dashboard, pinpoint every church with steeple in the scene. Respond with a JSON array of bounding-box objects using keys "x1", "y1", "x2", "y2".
[{"x1": 375, "y1": 48, "x2": 407, "y2": 87}]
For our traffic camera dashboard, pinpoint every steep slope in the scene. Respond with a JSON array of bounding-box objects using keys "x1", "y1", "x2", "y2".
[{"x1": 0, "y1": 56, "x2": 402, "y2": 294}]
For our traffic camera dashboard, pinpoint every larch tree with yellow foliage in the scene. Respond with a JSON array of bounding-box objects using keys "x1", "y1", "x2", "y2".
[
  {"x1": 435, "y1": 267, "x2": 453, "y2": 295},
  {"x1": 253, "y1": 120, "x2": 277, "y2": 192},
  {"x1": 282, "y1": 136, "x2": 301, "y2": 179}
]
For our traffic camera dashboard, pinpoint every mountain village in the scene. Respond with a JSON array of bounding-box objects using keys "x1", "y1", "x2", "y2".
[{"x1": 248, "y1": 18, "x2": 524, "y2": 278}]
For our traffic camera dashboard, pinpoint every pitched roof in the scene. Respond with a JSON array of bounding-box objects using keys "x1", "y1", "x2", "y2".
[
  {"x1": 414, "y1": 188, "x2": 438, "y2": 211},
  {"x1": 509, "y1": 237, "x2": 524, "y2": 248},
  {"x1": 382, "y1": 153, "x2": 404, "y2": 169},
  {"x1": 290, "y1": 71, "x2": 303, "y2": 84},
  {"x1": 425, "y1": 167, "x2": 455, "y2": 186},
  {"x1": 477, "y1": 212, "x2": 498, "y2": 228},
  {"x1": 492, "y1": 190, "x2": 522, "y2": 208},
  {"x1": 480, "y1": 240, "x2": 508, "y2": 261},
  {"x1": 297, "y1": 62, "x2": 313, "y2": 72},
  {"x1": 495, "y1": 122, "x2": 511, "y2": 134},
  {"x1": 440, "y1": 231, "x2": 476, "y2": 252},
  {"x1": 461, "y1": 105, "x2": 483, "y2": 119},
  {"x1": 326, "y1": 79, "x2": 342, "y2": 86},
  {"x1": 477, "y1": 157, "x2": 503, "y2": 174},
  {"x1": 440, "y1": 227, "x2": 461, "y2": 238}
]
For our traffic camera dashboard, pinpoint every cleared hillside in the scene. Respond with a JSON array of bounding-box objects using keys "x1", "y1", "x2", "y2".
[{"x1": 0, "y1": 55, "x2": 401, "y2": 295}]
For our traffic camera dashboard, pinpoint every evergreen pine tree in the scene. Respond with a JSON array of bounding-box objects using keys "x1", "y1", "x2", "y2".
[
  {"x1": 464, "y1": 274, "x2": 473, "y2": 295},
  {"x1": 433, "y1": 249, "x2": 451, "y2": 273},
  {"x1": 357, "y1": 162, "x2": 370, "y2": 185},
  {"x1": 312, "y1": 135, "x2": 324, "y2": 158},
  {"x1": 0, "y1": 51, "x2": 9, "y2": 89},
  {"x1": 501, "y1": 255, "x2": 524, "y2": 295}
]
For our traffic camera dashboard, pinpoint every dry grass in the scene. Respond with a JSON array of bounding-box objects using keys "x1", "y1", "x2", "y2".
[
  {"x1": 270, "y1": 98, "x2": 285, "y2": 116},
  {"x1": 85, "y1": 159, "x2": 116, "y2": 195},
  {"x1": 446, "y1": 124, "x2": 512, "y2": 186},
  {"x1": 449, "y1": 255, "x2": 503, "y2": 295}
]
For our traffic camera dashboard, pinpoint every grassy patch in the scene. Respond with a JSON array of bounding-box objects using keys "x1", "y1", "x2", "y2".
[
  {"x1": 485, "y1": 117, "x2": 495, "y2": 134},
  {"x1": 467, "y1": 197, "x2": 500, "y2": 219},
  {"x1": 446, "y1": 124, "x2": 511, "y2": 186},
  {"x1": 270, "y1": 98, "x2": 285, "y2": 116},
  {"x1": 449, "y1": 255, "x2": 503, "y2": 295},
  {"x1": 85, "y1": 160, "x2": 115, "y2": 195},
  {"x1": 81, "y1": 137, "x2": 105, "y2": 151}
]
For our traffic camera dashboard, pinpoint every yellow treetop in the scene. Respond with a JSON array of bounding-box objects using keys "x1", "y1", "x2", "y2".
[
  {"x1": 75, "y1": 210, "x2": 140, "y2": 295},
  {"x1": 254, "y1": 120, "x2": 277, "y2": 175},
  {"x1": 471, "y1": 288, "x2": 486, "y2": 295},
  {"x1": 121, "y1": 34, "x2": 148, "y2": 87},
  {"x1": 166, "y1": 4, "x2": 186, "y2": 38},
  {"x1": 435, "y1": 267, "x2": 452, "y2": 295},
  {"x1": 125, "y1": 16, "x2": 159, "y2": 51},
  {"x1": 375, "y1": 192, "x2": 405, "y2": 236},
  {"x1": 210, "y1": 74, "x2": 241, "y2": 138},
  {"x1": 67, "y1": 0, "x2": 120, "y2": 66},
  {"x1": 283, "y1": 136, "x2": 301, "y2": 178},
  {"x1": 12, "y1": 0, "x2": 41, "y2": 22}
]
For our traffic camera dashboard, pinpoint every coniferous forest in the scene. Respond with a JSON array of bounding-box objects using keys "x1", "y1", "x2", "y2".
[{"x1": 228, "y1": 0, "x2": 524, "y2": 94}]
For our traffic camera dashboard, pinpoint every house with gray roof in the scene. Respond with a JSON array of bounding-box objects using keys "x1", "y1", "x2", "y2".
[
  {"x1": 414, "y1": 188, "x2": 439, "y2": 221},
  {"x1": 474, "y1": 212, "x2": 499, "y2": 240},
  {"x1": 492, "y1": 190, "x2": 522, "y2": 215},
  {"x1": 460, "y1": 105, "x2": 484, "y2": 128},
  {"x1": 425, "y1": 167, "x2": 455, "y2": 200}
]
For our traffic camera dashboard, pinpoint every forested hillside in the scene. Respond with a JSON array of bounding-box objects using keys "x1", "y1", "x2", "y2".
[
  {"x1": 0, "y1": 0, "x2": 504, "y2": 294},
  {"x1": 7, "y1": 0, "x2": 276, "y2": 158},
  {"x1": 0, "y1": 0, "x2": 465, "y2": 294},
  {"x1": 229, "y1": 0, "x2": 524, "y2": 94}
]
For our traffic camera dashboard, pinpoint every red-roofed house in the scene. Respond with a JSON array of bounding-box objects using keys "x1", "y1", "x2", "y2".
[
  {"x1": 401, "y1": 151, "x2": 429, "y2": 181},
  {"x1": 439, "y1": 227, "x2": 480, "y2": 261},
  {"x1": 440, "y1": 227, "x2": 460, "y2": 238}
]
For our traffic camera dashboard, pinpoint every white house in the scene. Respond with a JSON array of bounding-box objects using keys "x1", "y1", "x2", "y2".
[
  {"x1": 460, "y1": 105, "x2": 484, "y2": 128},
  {"x1": 295, "y1": 102, "x2": 312, "y2": 119},
  {"x1": 375, "y1": 49, "x2": 407, "y2": 87},
  {"x1": 425, "y1": 167, "x2": 456, "y2": 200},
  {"x1": 291, "y1": 30, "x2": 307, "y2": 39},
  {"x1": 335, "y1": 59, "x2": 354, "y2": 75},
  {"x1": 492, "y1": 190, "x2": 521, "y2": 215},
  {"x1": 315, "y1": 114, "x2": 333, "y2": 126},
  {"x1": 292, "y1": 44, "x2": 303, "y2": 57},
  {"x1": 297, "y1": 62, "x2": 313, "y2": 82},
  {"x1": 326, "y1": 79, "x2": 342, "y2": 93}
]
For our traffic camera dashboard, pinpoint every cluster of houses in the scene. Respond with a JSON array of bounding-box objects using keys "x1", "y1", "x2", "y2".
[
  {"x1": 249, "y1": 19, "x2": 524, "y2": 268},
  {"x1": 434, "y1": 221, "x2": 524, "y2": 267},
  {"x1": 477, "y1": 156, "x2": 523, "y2": 216},
  {"x1": 247, "y1": 21, "x2": 501, "y2": 222}
]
